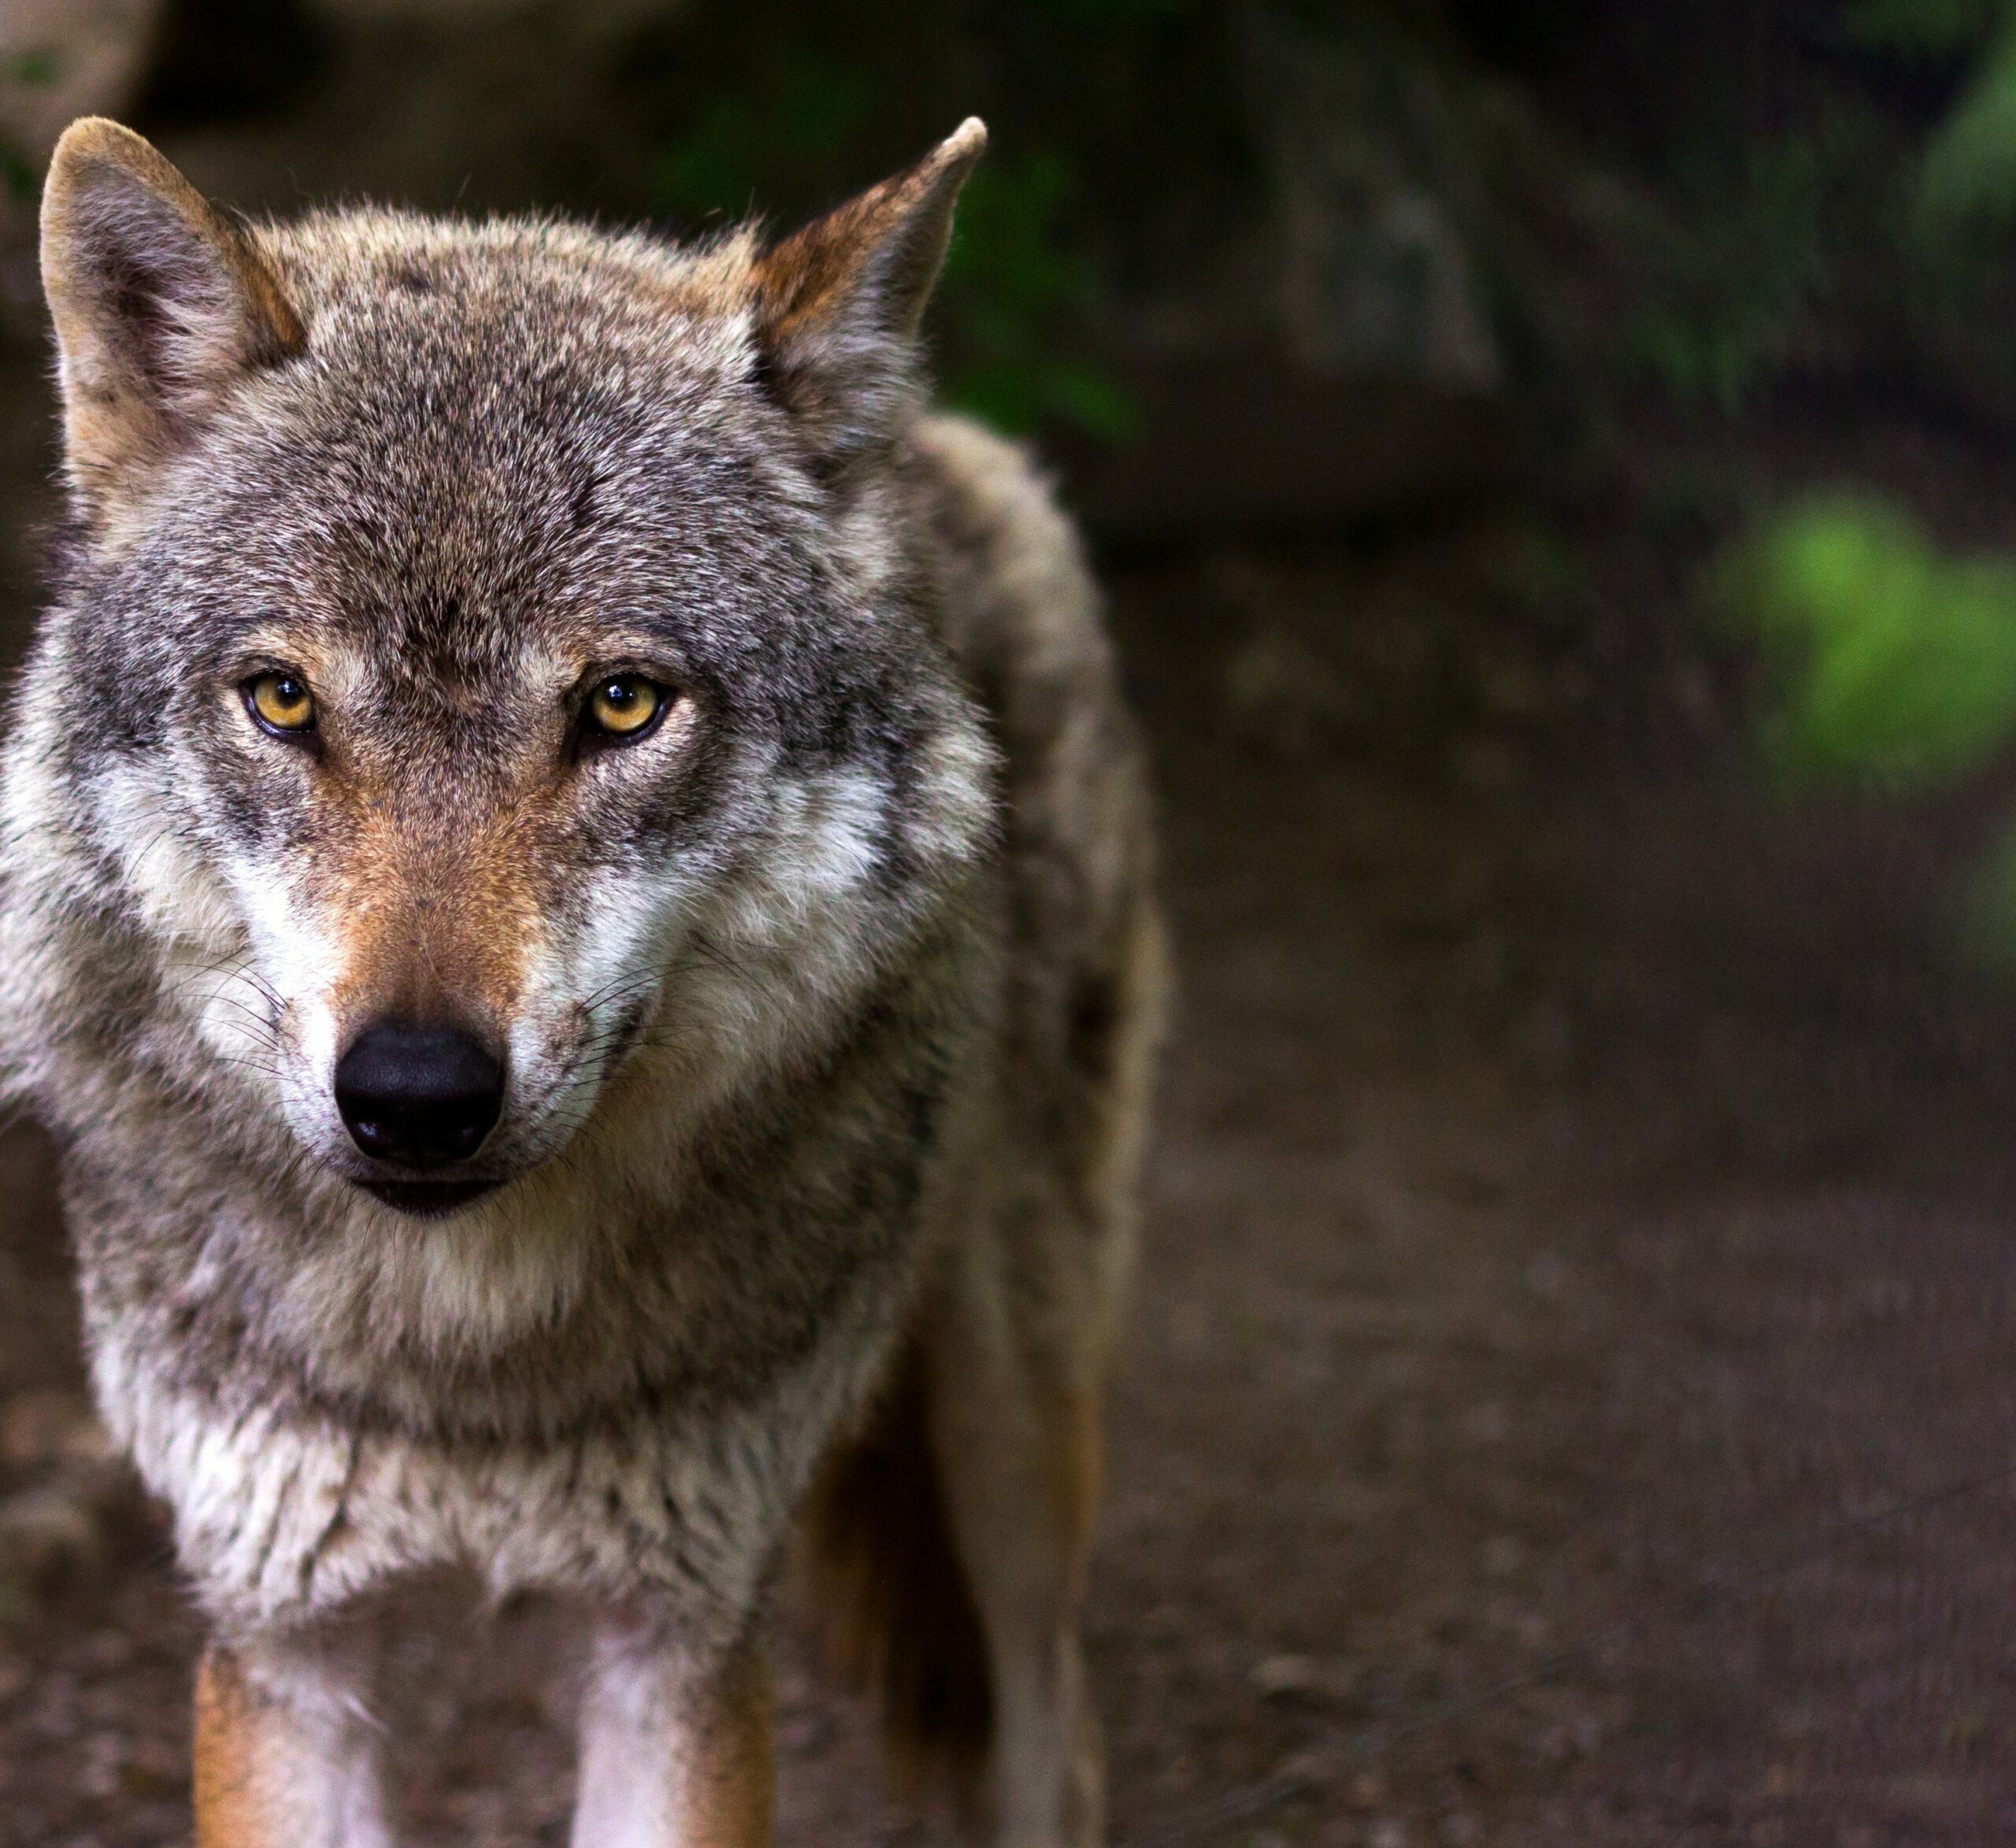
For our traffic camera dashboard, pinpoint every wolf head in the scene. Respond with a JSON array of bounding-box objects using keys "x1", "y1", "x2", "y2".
[{"x1": 8, "y1": 118, "x2": 998, "y2": 1222}]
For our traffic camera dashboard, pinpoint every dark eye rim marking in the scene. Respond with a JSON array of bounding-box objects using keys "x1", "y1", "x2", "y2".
[
  {"x1": 573, "y1": 670, "x2": 677, "y2": 756},
  {"x1": 240, "y1": 668, "x2": 319, "y2": 744}
]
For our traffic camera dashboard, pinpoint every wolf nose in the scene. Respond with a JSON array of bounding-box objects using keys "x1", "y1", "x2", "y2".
[{"x1": 333, "y1": 1021, "x2": 505, "y2": 1168}]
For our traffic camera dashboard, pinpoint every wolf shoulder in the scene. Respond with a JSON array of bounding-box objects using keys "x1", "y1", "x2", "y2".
[
  {"x1": 906, "y1": 410, "x2": 1153, "y2": 924},
  {"x1": 906, "y1": 412, "x2": 1110, "y2": 688}
]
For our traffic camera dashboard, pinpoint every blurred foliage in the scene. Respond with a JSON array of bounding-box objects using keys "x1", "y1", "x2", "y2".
[
  {"x1": 1630, "y1": 138, "x2": 1835, "y2": 413},
  {"x1": 0, "y1": 139, "x2": 34, "y2": 205},
  {"x1": 1714, "y1": 498, "x2": 2016, "y2": 958},
  {"x1": 5, "y1": 50, "x2": 59, "y2": 89},
  {"x1": 651, "y1": 57, "x2": 873, "y2": 223},
  {"x1": 937, "y1": 157, "x2": 1138, "y2": 440},
  {"x1": 1845, "y1": 0, "x2": 2016, "y2": 229},
  {"x1": 1622, "y1": 100, "x2": 1911, "y2": 417},
  {"x1": 1847, "y1": 0, "x2": 2002, "y2": 54},
  {"x1": 1615, "y1": 0, "x2": 2016, "y2": 417},
  {"x1": 1717, "y1": 501, "x2": 2016, "y2": 792},
  {"x1": 1663, "y1": 6, "x2": 2016, "y2": 956}
]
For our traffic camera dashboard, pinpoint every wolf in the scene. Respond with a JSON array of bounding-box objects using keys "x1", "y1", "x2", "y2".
[{"x1": 0, "y1": 114, "x2": 1165, "y2": 1847}]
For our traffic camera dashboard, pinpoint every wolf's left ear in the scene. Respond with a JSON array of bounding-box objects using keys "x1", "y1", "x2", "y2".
[
  {"x1": 40, "y1": 117, "x2": 306, "y2": 519},
  {"x1": 750, "y1": 118, "x2": 985, "y2": 465}
]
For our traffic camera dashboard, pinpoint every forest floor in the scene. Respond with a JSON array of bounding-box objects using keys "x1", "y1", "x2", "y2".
[{"x1": 8, "y1": 342, "x2": 2016, "y2": 1846}]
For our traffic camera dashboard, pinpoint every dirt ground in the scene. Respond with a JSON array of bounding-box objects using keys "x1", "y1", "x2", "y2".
[{"x1": 8, "y1": 311, "x2": 2016, "y2": 1846}]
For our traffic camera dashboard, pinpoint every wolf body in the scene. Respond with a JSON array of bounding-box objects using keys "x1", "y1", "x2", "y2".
[{"x1": 0, "y1": 117, "x2": 1163, "y2": 1847}]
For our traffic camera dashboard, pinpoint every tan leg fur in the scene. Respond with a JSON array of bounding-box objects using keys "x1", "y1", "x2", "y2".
[
  {"x1": 685, "y1": 1646, "x2": 776, "y2": 1848},
  {"x1": 193, "y1": 1642, "x2": 391, "y2": 1848},
  {"x1": 573, "y1": 1634, "x2": 775, "y2": 1848},
  {"x1": 194, "y1": 1651, "x2": 280, "y2": 1848}
]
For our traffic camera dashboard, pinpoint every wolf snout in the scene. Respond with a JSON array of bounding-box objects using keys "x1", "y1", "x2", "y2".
[{"x1": 333, "y1": 1020, "x2": 506, "y2": 1169}]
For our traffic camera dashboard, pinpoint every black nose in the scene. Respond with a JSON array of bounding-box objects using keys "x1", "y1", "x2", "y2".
[{"x1": 334, "y1": 1021, "x2": 505, "y2": 1168}]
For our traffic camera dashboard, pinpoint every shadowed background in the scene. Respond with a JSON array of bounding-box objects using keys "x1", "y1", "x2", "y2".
[{"x1": 8, "y1": 3, "x2": 2016, "y2": 1843}]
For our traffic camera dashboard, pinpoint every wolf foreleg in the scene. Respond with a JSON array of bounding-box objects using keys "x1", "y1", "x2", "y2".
[
  {"x1": 923, "y1": 1297, "x2": 1108, "y2": 1848},
  {"x1": 572, "y1": 1629, "x2": 774, "y2": 1848},
  {"x1": 193, "y1": 1638, "x2": 391, "y2": 1848}
]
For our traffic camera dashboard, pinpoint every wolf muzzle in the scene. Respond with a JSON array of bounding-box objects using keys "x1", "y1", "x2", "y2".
[{"x1": 333, "y1": 1017, "x2": 506, "y2": 1186}]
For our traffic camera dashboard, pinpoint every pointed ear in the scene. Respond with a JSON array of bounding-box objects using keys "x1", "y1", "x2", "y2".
[
  {"x1": 40, "y1": 117, "x2": 306, "y2": 518},
  {"x1": 750, "y1": 118, "x2": 985, "y2": 465}
]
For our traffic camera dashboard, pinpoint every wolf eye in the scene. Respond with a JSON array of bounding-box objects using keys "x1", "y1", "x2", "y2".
[
  {"x1": 243, "y1": 671, "x2": 317, "y2": 736},
  {"x1": 584, "y1": 674, "x2": 665, "y2": 742}
]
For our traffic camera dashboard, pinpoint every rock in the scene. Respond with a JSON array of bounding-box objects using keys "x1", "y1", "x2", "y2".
[
  {"x1": 1060, "y1": 16, "x2": 1654, "y2": 535},
  {"x1": 1244, "y1": 15, "x2": 1502, "y2": 394}
]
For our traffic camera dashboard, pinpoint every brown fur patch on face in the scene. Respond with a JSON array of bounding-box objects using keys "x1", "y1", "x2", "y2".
[
  {"x1": 194, "y1": 1649, "x2": 281, "y2": 1848},
  {"x1": 317, "y1": 772, "x2": 549, "y2": 1043}
]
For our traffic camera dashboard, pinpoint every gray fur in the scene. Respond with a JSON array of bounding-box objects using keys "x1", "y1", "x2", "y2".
[{"x1": 0, "y1": 116, "x2": 1163, "y2": 1844}]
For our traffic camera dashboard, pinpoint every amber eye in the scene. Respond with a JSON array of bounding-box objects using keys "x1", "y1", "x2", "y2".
[
  {"x1": 584, "y1": 673, "x2": 666, "y2": 741},
  {"x1": 243, "y1": 671, "x2": 316, "y2": 736}
]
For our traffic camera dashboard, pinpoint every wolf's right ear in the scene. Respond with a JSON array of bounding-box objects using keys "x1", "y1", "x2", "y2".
[
  {"x1": 750, "y1": 119, "x2": 985, "y2": 468},
  {"x1": 40, "y1": 118, "x2": 305, "y2": 520}
]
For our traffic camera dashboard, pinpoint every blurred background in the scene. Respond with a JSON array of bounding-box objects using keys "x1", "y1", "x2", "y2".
[{"x1": 9, "y1": 2, "x2": 2016, "y2": 1842}]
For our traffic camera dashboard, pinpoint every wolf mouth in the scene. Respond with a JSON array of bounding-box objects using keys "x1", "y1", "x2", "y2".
[{"x1": 355, "y1": 1177, "x2": 503, "y2": 1219}]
